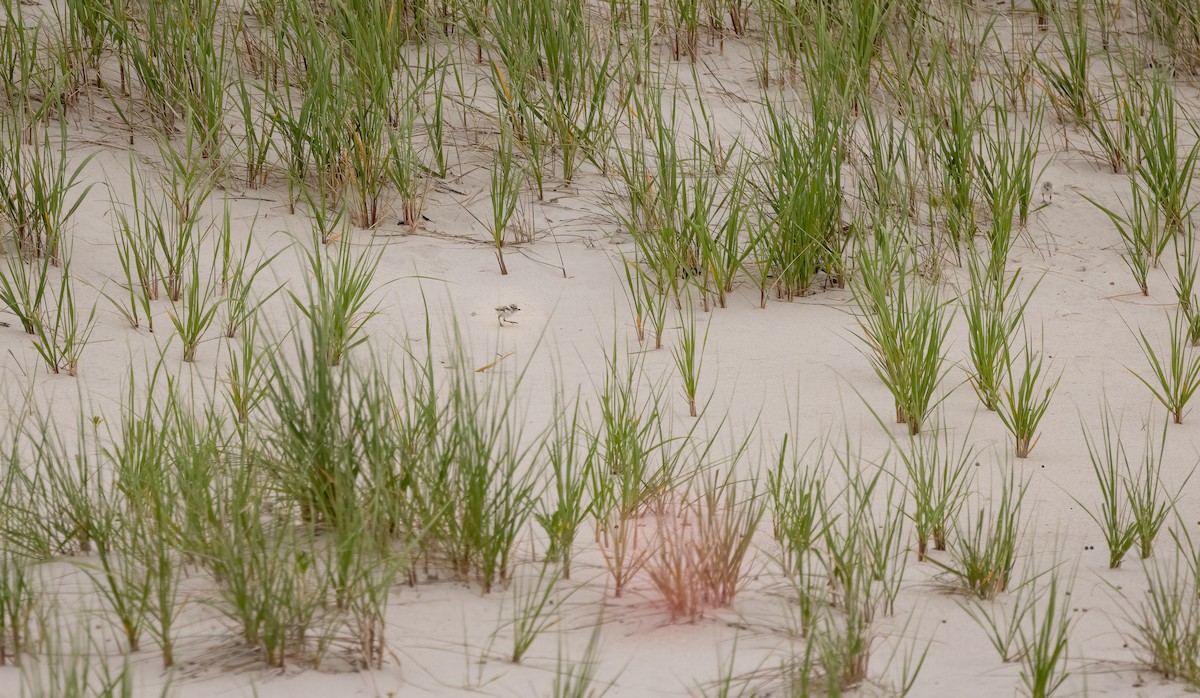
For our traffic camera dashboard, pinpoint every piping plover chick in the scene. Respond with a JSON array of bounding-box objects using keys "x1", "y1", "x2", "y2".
[
  {"x1": 1041, "y1": 180, "x2": 1054, "y2": 204},
  {"x1": 496, "y1": 304, "x2": 521, "y2": 326}
]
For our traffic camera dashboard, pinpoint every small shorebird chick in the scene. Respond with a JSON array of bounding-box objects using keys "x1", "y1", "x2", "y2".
[
  {"x1": 496, "y1": 304, "x2": 521, "y2": 326},
  {"x1": 1041, "y1": 180, "x2": 1054, "y2": 204}
]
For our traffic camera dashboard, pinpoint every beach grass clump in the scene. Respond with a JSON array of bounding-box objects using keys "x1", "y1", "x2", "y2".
[
  {"x1": 253, "y1": 334, "x2": 340, "y2": 524},
  {"x1": 482, "y1": 2, "x2": 537, "y2": 133},
  {"x1": 668, "y1": 0, "x2": 701, "y2": 62},
  {"x1": 1132, "y1": 311, "x2": 1200, "y2": 424},
  {"x1": 961, "y1": 252, "x2": 1039, "y2": 411},
  {"x1": 1083, "y1": 70, "x2": 1136, "y2": 175},
  {"x1": 72, "y1": 374, "x2": 186, "y2": 666},
  {"x1": 617, "y1": 82, "x2": 727, "y2": 305},
  {"x1": 696, "y1": 155, "x2": 752, "y2": 309},
  {"x1": 1129, "y1": 547, "x2": 1200, "y2": 688},
  {"x1": 257, "y1": 319, "x2": 405, "y2": 539},
  {"x1": 506, "y1": 561, "x2": 566, "y2": 664},
  {"x1": 962, "y1": 575, "x2": 1039, "y2": 663},
  {"x1": 230, "y1": 66, "x2": 275, "y2": 190},
  {"x1": 0, "y1": 243, "x2": 49, "y2": 335},
  {"x1": 622, "y1": 256, "x2": 668, "y2": 348},
  {"x1": 0, "y1": 0, "x2": 54, "y2": 121},
  {"x1": 670, "y1": 302, "x2": 709, "y2": 417},
  {"x1": 551, "y1": 622, "x2": 609, "y2": 698},
  {"x1": 997, "y1": 337, "x2": 1059, "y2": 459},
  {"x1": 166, "y1": 403, "x2": 296, "y2": 666},
  {"x1": 488, "y1": 124, "x2": 522, "y2": 276},
  {"x1": 1126, "y1": 419, "x2": 1180, "y2": 560},
  {"x1": 976, "y1": 100, "x2": 1045, "y2": 243},
  {"x1": 202, "y1": 466, "x2": 334, "y2": 667},
  {"x1": 18, "y1": 617, "x2": 143, "y2": 698},
  {"x1": 431, "y1": 357, "x2": 541, "y2": 593},
  {"x1": 759, "y1": 0, "x2": 805, "y2": 79},
  {"x1": 484, "y1": 0, "x2": 568, "y2": 200},
  {"x1": 225, "y1": 321, "x2": 270, "y2": 429},
  {"x1": 166, "y1": 253, "x2": 220, "y2": 363},
  {"x1": 1127, "y1": 72, "x2": 1200, "y2": 238},
  {"x1": 386, "y1": 88, "x2": 430, "y2": 229},
  {"x1": 86, "y1": 504, "x2": 154, "y2": 657},
  {"x1": 331, "y1": 0, "x2": 409, "y2": 229},
  {"x1": 29, "y1": 255, "x2": 95, "y2": 376},
  {"x1": 768, "y1": 434, "x2": 830, "y2": 580},
  {"x1": 1086, "y1": 183, "x2": 1165, "y2": 297},
  {"x1": 1077, "y1": 399, "x2": 1182, "y2": 565},
  {"x1": 588, "y1": 344, "x2": 699, "y2": 598},
  {"x1": 3, "y1": 410, "x2": 106, "y2": 559},
  {"x1": 759, "y1": 95, "x2": 845, "y2": 300},
  {"x1": 109, "y1": 162, "x2": 161, "y2": 331},
  {"x1": 812, "y1": 588, "x2": 875, "y2": 693},
  {"x1": 1173, "y1": 229, "x2": 1199, "y2": 323},
  {"x1": 0, "y1": 239, "x2": 94, "y2": 374},
  {"x1": 156, "y1": 128, "x2": 216, "y2": 302},
  {"x1": 896, "y1": 415, "x2": 975, "y2": 560},
  {"x1": 0, "y1": 116, "x2": 93, "y2": 263},
  {"x1": 292, "y1": 229, "x2": 381, "y2": 367},
  {"x1": 936, "y1": 467, "x2": 1026, "y2": 600},
  {"x1": 857, "y1": 102, "x2": 917, "y2": 228},
  {"x1": 1017, "y1": 570, "x2": 1073, "y2": 698},
  {"x1": 161, "y1": 345, "x2": 406, "y2": 667},
  {"x1": 536, "y1": 390, "x2": 595, "y2": 581},
  {"x1": 1078, "y1": 405, "x2": 1139, "y2": 569},
  {"x1": 806, "y1": 436, "x2": 902, "y2": 618},
  {"x1": 0, "y1": 549, "x2": 35, "y2": 666},
  {"x1": 931, "y1": 40, "x2": 984, "y2": 251},
  {"x1": 786, "y1": 436, "x2": 908, "y2": 690},
  {"x1": 399, "y1": 320, "x2": 542, "y2": 593},
  {"x1": 519, "y1": 0, "x2": 619, "y2": 183},
  {"x1": 216, "y1": 208, "x2": 280, "y2": 339},
  {"x1": 854, "y1": 249, "x2": 953, "y2": 435},
  {"x1": 1037, "y1": 0, "x2": 1091, "y2": 126},
  {"x1": 104, "y1": 0, "x2": 231, "y2": 155},
  {"x1": 257, "y1": 0, "x2": 438, "y2": 226},
  {"x1": 1138, "y1": 0, "x2": 1200, "y2": 75},
  {"x1": 819, "y1": 437, "x2": 907, "y2": 617}
]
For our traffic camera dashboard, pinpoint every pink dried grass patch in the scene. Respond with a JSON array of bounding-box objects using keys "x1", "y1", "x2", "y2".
[{"x1": 647, "y1": 474, "x2": 764, "y2": 621}]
